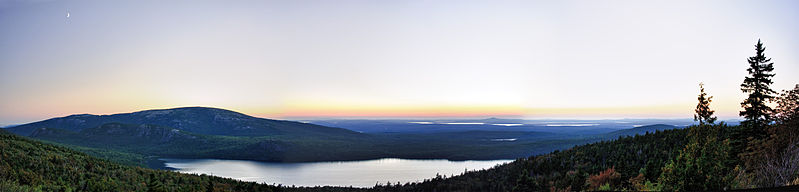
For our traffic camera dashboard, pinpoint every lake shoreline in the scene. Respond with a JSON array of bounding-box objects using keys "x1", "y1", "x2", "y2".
[
  {"x1": 159, "y1": 157, "x2": 513, "y2": 187},
  {"x1": 148, "y1": 155, "x2": 517, "y2": 169}
]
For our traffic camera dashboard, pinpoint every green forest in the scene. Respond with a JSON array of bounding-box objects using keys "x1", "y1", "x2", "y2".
[
  {"x1": 0, "y1": 130, "x2": 282, "y2": 192},
  {"x1": 0, "y1": 40, "x2": 797, "y2": 191}
]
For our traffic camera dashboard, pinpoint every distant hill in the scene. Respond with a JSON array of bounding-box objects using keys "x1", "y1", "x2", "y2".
[
  {"x1": 6, "y1": 107, "x2": 361, "y2": 137},
  {"x1": 605, "y1": 124, "x2": 681, "y2": 137},
  {"x1": 305, "y1": 118, "x2": 696, "y2": 135}
]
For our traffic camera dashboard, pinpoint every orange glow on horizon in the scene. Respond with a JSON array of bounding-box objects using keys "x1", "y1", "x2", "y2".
[
  {"x1": 270, "y1": 105, "x2": 525, "y2": 118},
  {"x1": 250, "y1": 103, "x2": 719, "y2": 119}
]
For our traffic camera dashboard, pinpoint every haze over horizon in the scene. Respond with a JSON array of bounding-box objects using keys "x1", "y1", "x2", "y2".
[{"x1": 1, "y1": 0, "x2": 798, "y2": 124}]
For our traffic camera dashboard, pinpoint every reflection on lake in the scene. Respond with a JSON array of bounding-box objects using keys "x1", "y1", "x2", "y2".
[{"x1": 162, "y1": 158, "x2": 512, "y2": 187}]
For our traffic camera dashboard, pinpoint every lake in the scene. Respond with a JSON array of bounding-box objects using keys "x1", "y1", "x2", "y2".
[{"x1": 162, "y1": 158, "x2": 513, "y2": 187}]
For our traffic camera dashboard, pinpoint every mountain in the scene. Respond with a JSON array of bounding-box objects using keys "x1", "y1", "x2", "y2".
[
  {"x1": 4, "y1": 108, "x2": 381, "y2": 162},
  {"x1": 30, "y1": 123, "x2": 222, "y2": 151},
  {"x1": 6, "y1": 107, "x2": 361, "y2": 137}
]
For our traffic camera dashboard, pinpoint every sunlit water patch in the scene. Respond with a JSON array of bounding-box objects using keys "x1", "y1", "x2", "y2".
[
  {"x1": 490, "y1": 138, "x2": 517, "y2": 141},
  {"x1": 491, "y1": 124, "x2": 523, "y2": 126},
  {"x1": 443, "y1": 122, "x2": 484, "y2": 125},
  {"x1": 544, "y1": 123, "x2": 599, "y2": 127}
]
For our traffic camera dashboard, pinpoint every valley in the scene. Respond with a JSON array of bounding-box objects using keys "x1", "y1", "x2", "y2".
[{"x1": 3, "y1": 107, "x2": 688, "y2": 167}]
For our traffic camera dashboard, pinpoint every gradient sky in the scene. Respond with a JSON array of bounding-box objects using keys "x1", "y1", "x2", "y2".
[{"x1": 1, "y1": 0, "x2": 797, "y2": 124}]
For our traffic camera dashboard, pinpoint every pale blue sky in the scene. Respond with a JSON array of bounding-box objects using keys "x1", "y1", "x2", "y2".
[{"x1": 1, "y1": 0, "x2": 797, "y2": 124}]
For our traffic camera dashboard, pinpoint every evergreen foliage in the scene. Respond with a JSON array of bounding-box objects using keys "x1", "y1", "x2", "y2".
[
  {"x1": 658, "y1": 124, "x2": 737, "y2": 191},
  {"x1": 381, "y1": 128, "x2": 690, "y2": 191},
  {"x1": 694, "y1": 82, "x2": 717, "y2": 125},
  {"x1": 740, "y1": 39, "x2": 776, "y2": 138},
  {"x1": 0, "y1": 132, "x2": 281, "y2": 192}
]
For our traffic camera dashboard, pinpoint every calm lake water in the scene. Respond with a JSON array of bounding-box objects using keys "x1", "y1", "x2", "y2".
[{"x1": 162, "y1": 158, "x2": 513, "y2": 187}]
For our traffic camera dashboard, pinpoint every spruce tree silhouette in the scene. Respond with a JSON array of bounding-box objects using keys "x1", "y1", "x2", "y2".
[{"x1": 740, "y1": 39, "x2": 776, "y2": 139}]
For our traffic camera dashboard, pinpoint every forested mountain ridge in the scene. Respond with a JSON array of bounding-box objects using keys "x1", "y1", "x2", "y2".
[
  {"x1": 21, "y1": 122, "x2": 383, "y2": 162},
  {"x1": 31, "y1": 123, "x2": 202, "y2": 144},
  {"x1": 6, "y1": 107, "x2": 362, "y2": 137},
  {"x1": 27, "y1": 123, "x2": 255, "y2": 158}
]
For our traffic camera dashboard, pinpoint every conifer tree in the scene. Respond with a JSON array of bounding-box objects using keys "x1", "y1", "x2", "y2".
[
  {"x1": 694, "y1": 82, "x2": 717, "y2": 125},
  {"x1": 740, "y1": 39, "x2": 776, "y2": 137}
]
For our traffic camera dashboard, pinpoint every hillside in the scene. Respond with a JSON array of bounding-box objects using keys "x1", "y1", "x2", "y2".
[
  {"x1": 376, "y1": 128, "x2": 691, "y2": 191},
  {"x1": 382, "y1": 123, "x2": 799, "y2": 191},
  {"x1": 23, "y1": 122, "x2": 387, "y2": 162},
  {"x1": 28, "y1": 123, "x2": 251, "y2": 157},
  {"x1": 0, "y1": 130, "x2": 280, "y2": 192},
  {"x1": 6, "y1": 107, "x2": 362, "y2": 137}
]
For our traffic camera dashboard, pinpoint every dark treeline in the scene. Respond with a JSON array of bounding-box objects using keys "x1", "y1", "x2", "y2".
[{"x1": 0, "y1": 130, "x2": 282, "y2": 192}]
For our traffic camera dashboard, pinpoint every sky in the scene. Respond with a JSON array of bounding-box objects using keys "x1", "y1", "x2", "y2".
[{"x1": 0, "y1": 0, "x2": 797, "y2": 124}]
